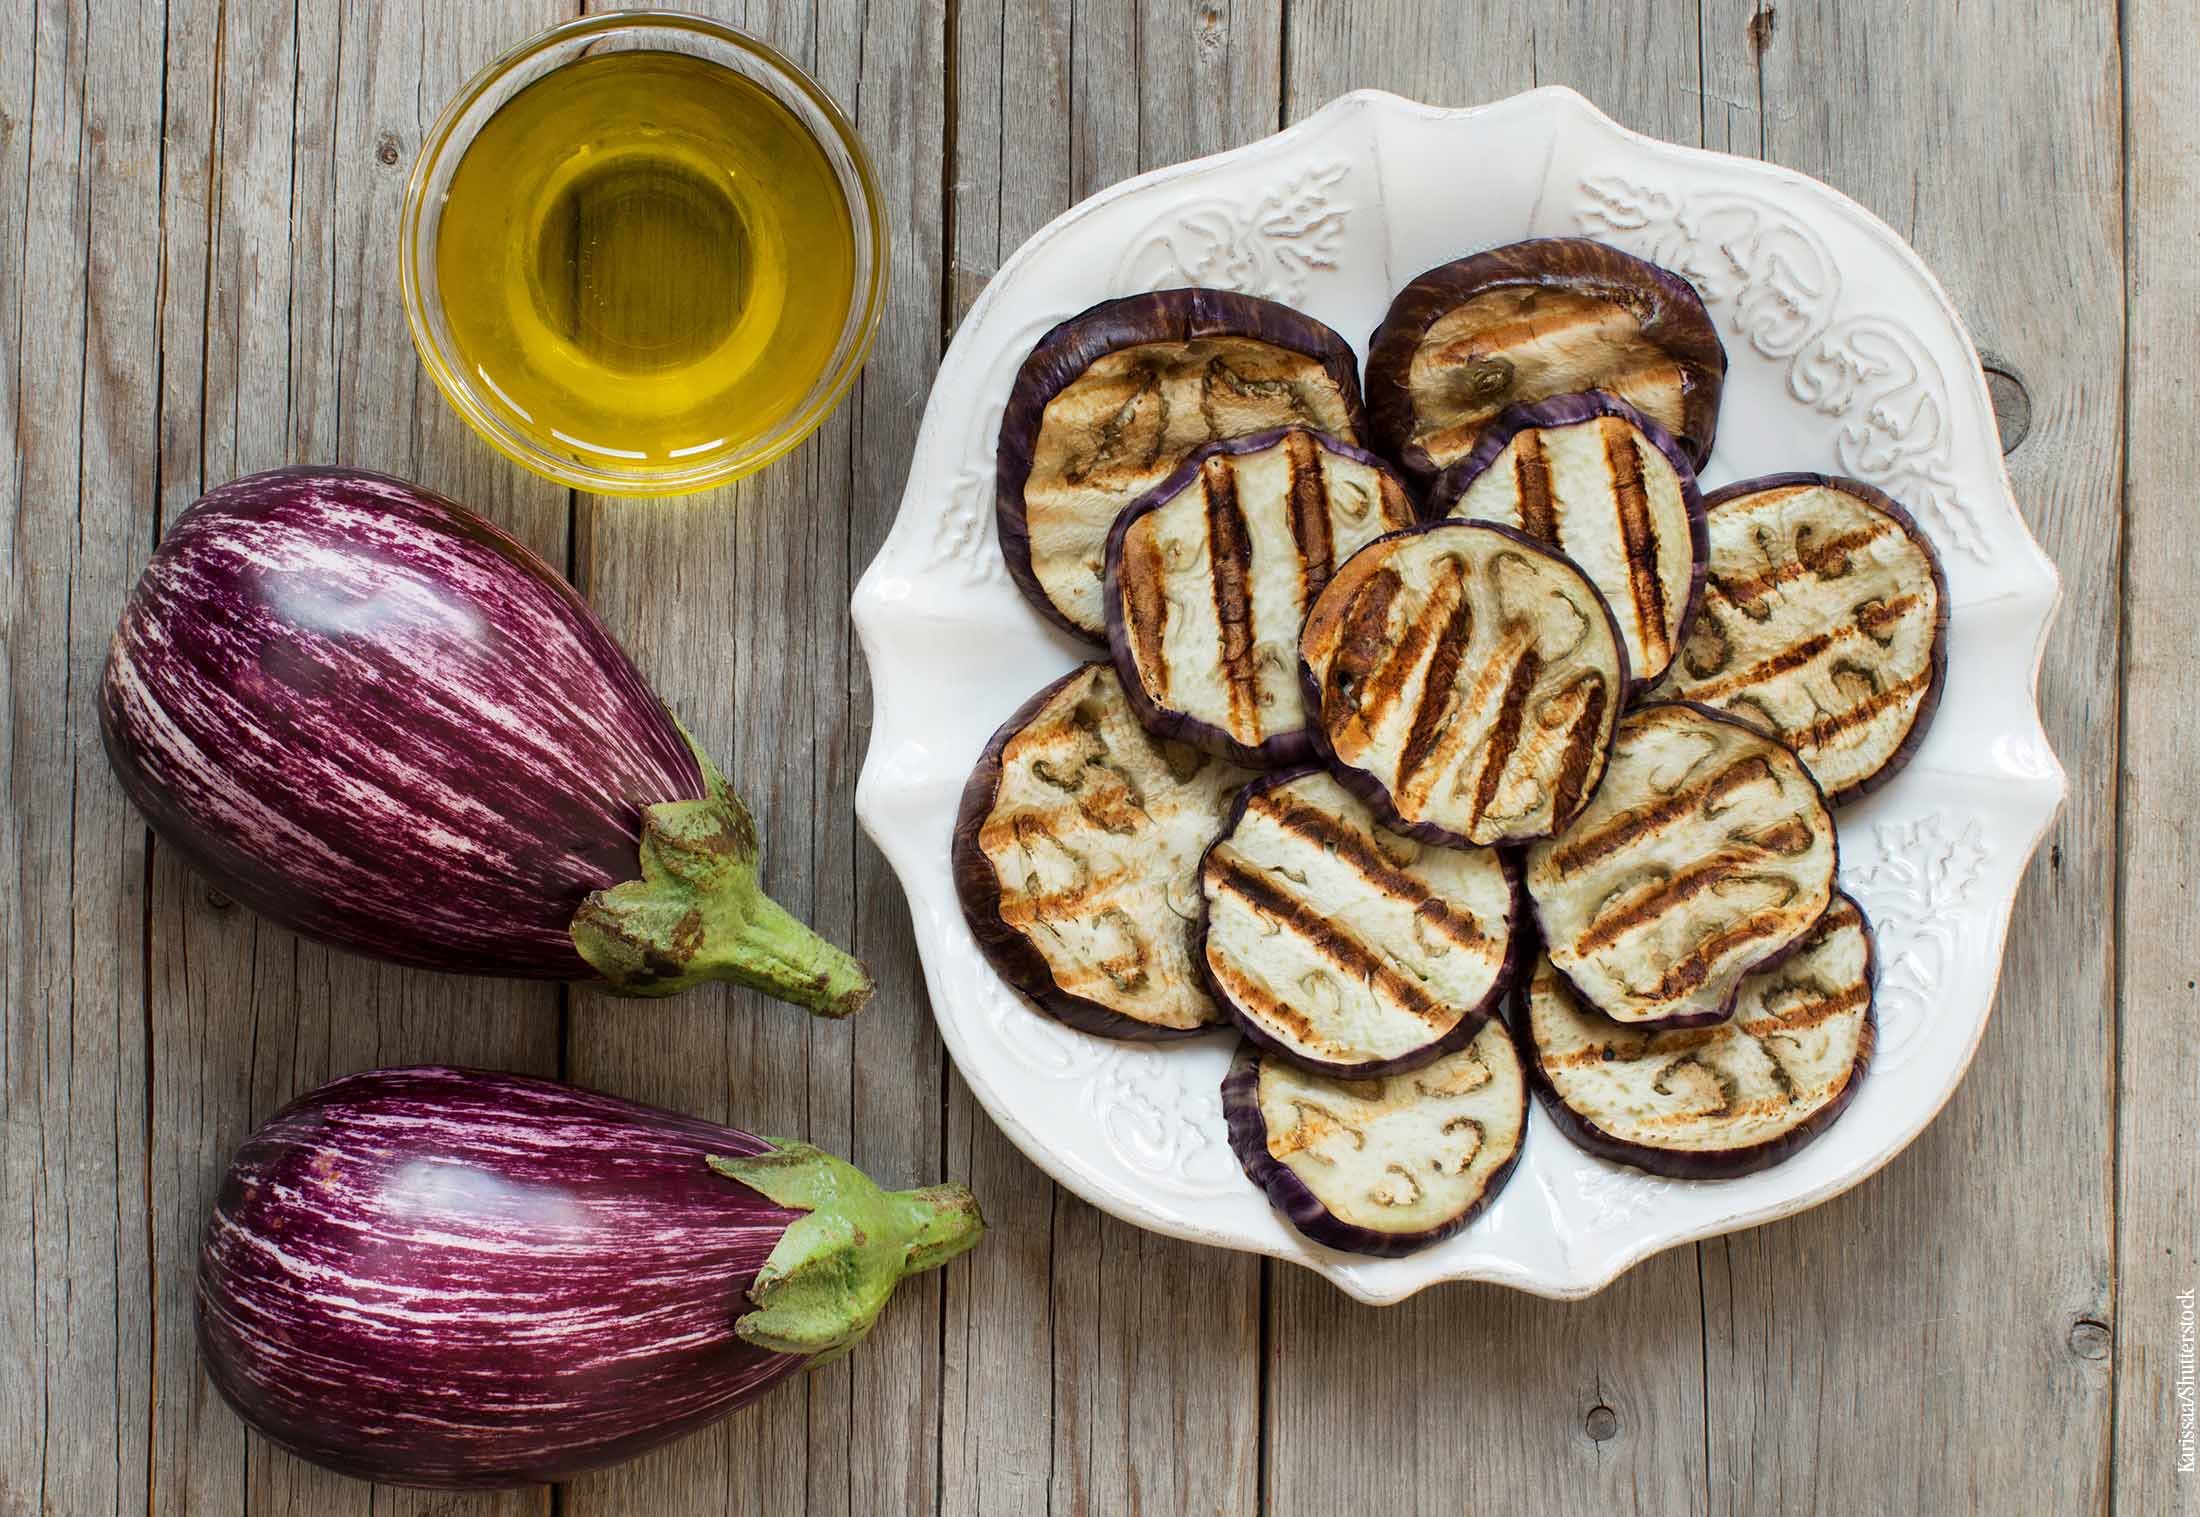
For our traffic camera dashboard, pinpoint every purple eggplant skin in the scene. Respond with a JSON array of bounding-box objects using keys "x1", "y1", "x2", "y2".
[
  {"x1": 1102, "y1": 428, "x2": 1422, "y2": 768},
  {"x1": 1295, "y1": 519, "x2": 1632, "y2": 852},
  {"x1": 1365, "y1": 238, "x2": 1728, "y2": 480},
  {"x1": 1193, "y1": 767, "x2": 1525, "y2": 1078},
  {"x1": 951, "y1": 663, "x2": 1218, "y2": 1041},
  {"x1": 197, "y1": 1065, "x2": 984, "y2": 1490},
  {"x1": 1527, "y1": 700, "x2": 1841, "y2": 1032},
  {"x1": 1695, "y1": 472, "x2": 1952, "y2": 806},
  {"x1": 996, "y1": 288, "x2": 1370, "y2": 643},
  {"x1": 1509, "y1": 899, "x2": 1879, "y2": 1179},
  {"x1": 1221, "y1": 1042, "x2": 1526, "y2": 1258},
  {"x1": 100, "y1": 466, "x2": 869, "y2": 1012},
  {"x1": 1426, "y1": 390, "x2": 1710, "y2": 697}
]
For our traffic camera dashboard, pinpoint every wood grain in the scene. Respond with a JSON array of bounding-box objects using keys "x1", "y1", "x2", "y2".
[
  {"x1": 1694, "y1": 4, "x2": 2122, "y2": 1513},
  {"x1": 2116, "y1": 0, "x2": 2199, "y2": 1505}
]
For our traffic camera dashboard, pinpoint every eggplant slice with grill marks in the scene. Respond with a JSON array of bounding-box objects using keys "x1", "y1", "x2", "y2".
[
  {"x1": 1650, "y1": 473, "x2": 1949, "y2": 805},
  {"x1": 1198, "y1": 769, "x2": 1519, "y2": 1077},
  {"x1": 1524, "y1": 701, "x2": 1837, "y2": 1028},
  {"x1": 1518, "y1": 892, "x2": 1876, "y2": 1178},
  {"x1": 1299, "y1": 520, "x2": 1628, "y2": 848},
  {"x1": 1432, "y1": 391, "x2": 1707, "y2": 690},
  {"x1": 997, "y1": 289, "x2": 1368, "y2": 642},
  {"x1": 1222, "y1": 1020, "x2": 1526, "y2": 1257},
  {"x1": 1104, "y1": 428, "x2": 1419, "y2": 767},
  {"x1": 954, "y1": 662, "x2": 1255, "y2": 1039},
  {"x1": 1365, "y1": 238, "x2": 1727, "y2": 481}
]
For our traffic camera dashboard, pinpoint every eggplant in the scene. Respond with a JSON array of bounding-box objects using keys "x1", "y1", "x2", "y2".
[
  {"x1": 1198, "y1": 768, "x2": 1518, "y2": 1076},
  {"x1": 1431, "y1": 391, "x2": 1708, "y2": 689},
  {"x1": 1104, "y1": 428, "x2": 1418, "y2": 766},
  {"x1": 1523, "y1": 701, "x2": 1838, "y2": 1028},
  {"x1": 1221, "y1": 1018, "x2": 1526, "y2": 1257},
  {"x1": 100, "y1": 467, "x2": 868, "y2": 1012},
  {"x1": 1517, "y1": 893, "x2": 1876, "y2": 1178},
  {"x1": 197, "y1": 1065, "x2": 983, "y2": 1488},
  {"x1": 953, "y1": 662, "x2": 1254, "y2": 1039},
  {"x1": 996, "y1": 288, "x2": 1368, "y2": 641},
  {"x1": 1364, "y1": 238, "x2": 1727, "y2": 480},
  {"x1": 1649, "y1": 473, "x2": 1949, "y2": 805},
  {"x1": 1297, "y1": 520, "x2": 1628, "y2": 848}
]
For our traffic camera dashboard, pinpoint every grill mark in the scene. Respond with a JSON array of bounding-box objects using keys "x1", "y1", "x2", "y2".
[
  {"x1": 1347, "y1": 558, "x2": 1466, "y2": 749},
  {"x1": 1430, "y1": 301, "x2": 1635, "y2": 365},
  {"x1": 1790, "y1": 668, "x2": 1934, "y2": 753},
  {"x1": 1748, "y1": 981, "x2": 1870, "y2": 1034},
  {"x1": 1209, "y1": 860, "x2": 1452, "y2": 1029},
  {"x1": 1250, "y1": 793, "x2": 1495, "y2": 951},
  {"x1": 1709, "y1": 523, "x2": 1892, "y2": 605},
  {"x1": 1513, "y1": 429, "x2": 1557, "y2": 541},
  {"x1": 1604, "y1": 422, "x2": 1671, "y2": 665},
  {"x1": 1546, "y1": 677, "x2": 1610, "y2": 829},
  {"x1": 1317, "y1": 567, "x2": 1404, "y2": 737},
  {"x1": 1204, "y1": 457, "x2": 1260, "y2": 741},
  {"x1": 1573, "y1": 854, "x2": 1752, "y2": 954},
  {"x1": 1121, "y1": 525, "x2": 1172, "y2": 699},
  {"x1": 1684, "y1": 628, "x2": 1861, "y2": 702},
  {"x1": 1856, "y1": 591, "x2": 1925, "y2": 640},
  {"x1": 1210, "y1": 960, "x2": 1330, "y2": 1051},
  {"x1": 1465, "y1": 644, "x2": 1542, "y2": 830},
  {"x1": 1548, "y1": 752, "x2": 1780, "y2": 874},
  {"x1": 1284, "y1": 430, "x2": 1336, "y2": 604},
  {"x1": 1395, "y1": 586, "x2": 1479, "y2": 789},
  {"x1": 1640, "y1": 913, "x2": 1792, "y2": 1002}
]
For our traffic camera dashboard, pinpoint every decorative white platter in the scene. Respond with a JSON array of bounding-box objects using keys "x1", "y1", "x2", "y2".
[{"x1": 852, "y1": 87, "x2": 2064, "y2": 1304}]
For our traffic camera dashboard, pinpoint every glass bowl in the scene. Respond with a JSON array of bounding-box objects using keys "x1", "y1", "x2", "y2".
[{"x1": 400, "y1": 12, "x2": 888, "y2": 497}]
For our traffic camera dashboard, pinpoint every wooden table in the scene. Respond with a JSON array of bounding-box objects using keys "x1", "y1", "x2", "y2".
[{"x1": 4, "y1": 1, "x2": 2182, "y2": 1512}]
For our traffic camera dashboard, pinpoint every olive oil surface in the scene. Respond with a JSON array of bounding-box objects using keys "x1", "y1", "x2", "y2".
[{"x1": 437, "y1": 50, "x2": 855, "y2": 475}]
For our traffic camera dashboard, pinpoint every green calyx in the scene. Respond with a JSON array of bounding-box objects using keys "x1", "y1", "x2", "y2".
[
  {"x1": 709, "y1": 1141, "x2": 985, "y2": 1364},
  {"x1": 569, "y1": 735, "x2": 873, "y2": 1014}
]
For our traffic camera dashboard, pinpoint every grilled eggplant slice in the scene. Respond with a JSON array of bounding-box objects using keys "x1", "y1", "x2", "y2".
[
  {"x1": 1524, "y1": 701, "x2": 1837, "y2": 1028},
  {"x1": 1222, "y1": 1020, "x2": 1525, "y2": 1256},
  {"x1": 1650, "y1": 474, "x2": 1949, "y2": 804},
  {"x1": 1432, "y1": 392, "x2": 1707, "y2": 689},
  {"x1": 1104, "y1": 429, "x2": 1419, "y2": 766},
  {"x1": 954, "y1": 663, "x2": 1255, "y2": 1039},
  {"x1": 1518, "y1": 892, "x2": 1876, "y2": 1178},
  {"x1": 997, "y1": 289, "x2": 1367, "y2": 641},
  {"x1": 1198, "y1": 769, "x2": 1518, "y2": 1076},
  {"x1": 1299, "y1": 520, "x2": 1627, "y2": 848},
  {"x1": 1365, "y1": 238, "x2": 1727, "y2": 480}
]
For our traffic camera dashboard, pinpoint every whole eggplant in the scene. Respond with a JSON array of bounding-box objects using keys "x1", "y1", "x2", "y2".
[
  {"x1": 197, "y1": 1065, "x2": 983, "y2": 1488},
  {"x1": 101, "y1": 466, "x2": 868, "y2": 1013}
]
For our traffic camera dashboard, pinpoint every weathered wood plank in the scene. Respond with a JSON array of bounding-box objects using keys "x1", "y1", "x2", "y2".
[
  {"x1": 0, "y1": 1, "x2": 164, "y2": 1513},
  {"x1": 561, "y1": 2, "x2": 950, "y2": 1514},
  {"x1": 1267, "y1": 11, "x2": 1711, "y2": 1516},
  {"x1": 940, "y1": 4, "x2": 1279, "y2": 1512},
  {"x1": 1695, "y1": 3, "x2": 2121, "y2": 1513},
  {"x1": 142, "y1": 3, "x2": 568, "y2": 1515},
  {"x1": 2116, "y1": 1, "x2": 2199, "y2": 1506}
]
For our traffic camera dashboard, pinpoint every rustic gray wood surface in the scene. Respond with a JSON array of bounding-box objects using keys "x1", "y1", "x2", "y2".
[{"x1": 0, "y1": 1, "x2": 2176, "y2": 1513}]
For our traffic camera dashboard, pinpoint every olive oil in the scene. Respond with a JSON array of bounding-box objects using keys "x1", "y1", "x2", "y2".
[{"x1": 436, "y1": 50, "x2": 856, "y2": 479}]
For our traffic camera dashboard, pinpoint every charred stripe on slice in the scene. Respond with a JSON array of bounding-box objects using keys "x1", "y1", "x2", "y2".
[{"x1": 1604, "y1": 422, "x2": 1671, "y2": 670}]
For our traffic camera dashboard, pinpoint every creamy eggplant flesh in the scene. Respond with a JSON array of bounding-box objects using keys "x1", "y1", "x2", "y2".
[
  {"x1": 1526, "y1": 895, "x2": 1872, "y2": 1161},
  {"x1": 1446, "y1": 413, "x2": 1696, "y2": 684},
  {"x1": 1255, "y1": 1018, "x2": 1525, "y2": 1236},
  {"x1": 1025, "y1": 337, "x2": 1360, "y2": 637},
  {"x1": 1116, "y1": 431, "x2": 1415, "y2": 753},
  {"x1": 1202, "y1": 771, "x2": 1513, "y2": 1067},
  {"x1": 1408, "y1": 288, "x2": 1689, "y2": 469},
  {"x1": 978, "y1": 665, "x2": 1253, "y2": 1031},
  {"x1": 1301, "y1": 523, "x2": 1625, "y2": 845},
  {"x1": 1653, "y1": 481, "x2": 1942, "y2": 797},
  {"x1": 1525, "y1": 703, "x2": 1837, "y2": 1025}
]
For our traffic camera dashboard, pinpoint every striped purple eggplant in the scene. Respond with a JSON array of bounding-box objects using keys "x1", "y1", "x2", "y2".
[
  {"x1": 101, "y1": 466, "x2": 868, "y2": 1012},
  {"x1": 198, "y1": 1065, "x2": 983, "y2": 1489}
]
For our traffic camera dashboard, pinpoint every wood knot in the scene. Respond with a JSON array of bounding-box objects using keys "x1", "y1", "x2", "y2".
[
  {"x1": 1979, "y1": 353, "x2": 2032, "y2": 454},
  {"x1": 1584, "y1": 1403, "x2": 1619, "y2": 1442},
  {"x1": 2068, "y1": 1318, "x2": 2111, "y2": 1361},
  {"x1": 375, "y1": 132, "x2": 402, "y2": 167},
  {"x1": 1746, "y1": 7, "x2": 1776, "y2": 54},
  {"x1": 204, "y1": 887, "x2": 235, "y2": 912}
]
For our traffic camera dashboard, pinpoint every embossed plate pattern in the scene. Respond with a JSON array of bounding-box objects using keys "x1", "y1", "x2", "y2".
[{"x1": 853, "y1": 89, "x2": 2064, "y2": 1303}]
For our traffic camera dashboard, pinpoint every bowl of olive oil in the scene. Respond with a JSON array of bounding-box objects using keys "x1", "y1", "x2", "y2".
[{"x1": 402, "y1": 13, "x2": 885, "y2": 495}]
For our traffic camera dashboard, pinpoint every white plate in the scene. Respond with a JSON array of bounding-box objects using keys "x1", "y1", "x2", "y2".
[{"x1": 852, "y1": 88, "x2": 2064, "y2": 1303}]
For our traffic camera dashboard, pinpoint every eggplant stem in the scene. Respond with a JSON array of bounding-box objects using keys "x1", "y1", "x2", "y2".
[
  {"x1": 568, "y1": 736, "x2": 873, "y2": 1014},
  {"x1": 709, "y1": 1143, "x2": 986, "y2": 1364}
]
